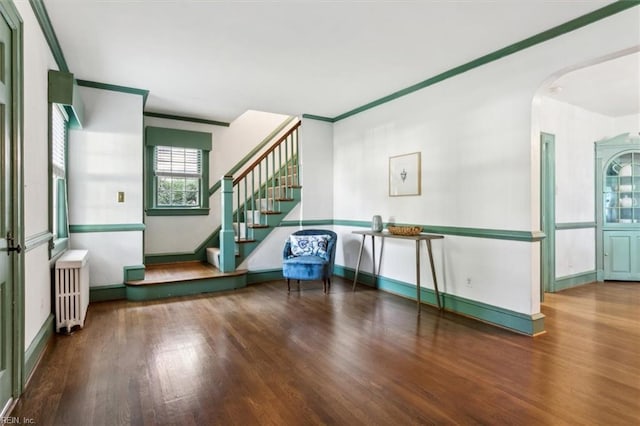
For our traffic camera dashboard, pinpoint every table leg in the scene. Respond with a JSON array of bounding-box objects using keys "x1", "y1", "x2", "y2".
[
  {"x1": 416, "y1": 240, "x2": 421, "y2": 314},
  {"x1": 352, "y1": 235, "x2": 366, "y2": 291},
  {"x1": 425, "y1": 239, "x2": 442, "y2": 310},
  {"x1": 371, "y1": 235, "x2": 376, "y2": 287},
  {"x1": 378, "y1": 237, "x2": 384, "y2": 280}
]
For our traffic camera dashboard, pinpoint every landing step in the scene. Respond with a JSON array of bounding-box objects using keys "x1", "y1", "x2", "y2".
[
  {"x1": 124, "y1": 261, "x2": 248, "y2": 301},
  {"x1": 126, "y1": 261, "x2": 247, "y2": 286}
]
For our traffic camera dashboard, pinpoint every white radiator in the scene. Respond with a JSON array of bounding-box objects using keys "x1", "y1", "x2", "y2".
[{"x1": 55, "y1": 250, "x2": 90, "y2": 333}]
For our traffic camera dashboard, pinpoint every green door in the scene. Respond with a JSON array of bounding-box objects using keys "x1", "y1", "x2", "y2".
[{"x1": 0, "y1": 11, "x2": 13, "y2": 412}]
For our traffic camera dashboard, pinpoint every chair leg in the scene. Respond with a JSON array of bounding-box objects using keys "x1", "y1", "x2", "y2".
[
  {"x1": 287, "y1": 278, "x2": 290, "y2": 293},
  {"x1": 327, "y1": 277, "x2": 331, "y2": 292},
  {"x1": 297, "y1": 280, "x2": 301, "y2": 292},
  {"x1": 323, "y1": 280, "x2": 327, "y2": 293}
]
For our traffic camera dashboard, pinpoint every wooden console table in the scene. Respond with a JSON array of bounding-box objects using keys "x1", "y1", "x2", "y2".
[{"x1": 352, "y1": 230, "x2": 444, "y2": 313}]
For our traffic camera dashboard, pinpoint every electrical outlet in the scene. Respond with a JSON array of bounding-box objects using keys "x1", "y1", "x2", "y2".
[{"x1": 117, "y1": 191, "x2": 125, "y2": 203}]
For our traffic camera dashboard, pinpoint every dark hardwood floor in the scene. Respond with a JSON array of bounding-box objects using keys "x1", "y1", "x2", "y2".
[{"x1": 11, "y1": 278, "x2": 640, "y2": 425}]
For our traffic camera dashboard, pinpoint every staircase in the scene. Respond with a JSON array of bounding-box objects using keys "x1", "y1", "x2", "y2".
[
  {"x1": 209, "y1": 121, "x2": 302, "y2": 271},
  {"x1": 127, "y1": 118, "x2": 302, "y2": 301}
]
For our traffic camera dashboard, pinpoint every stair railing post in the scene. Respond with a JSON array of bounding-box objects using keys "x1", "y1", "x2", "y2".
[{"x1": 220, "y1": 175, "x2": 236, "y2": 272}]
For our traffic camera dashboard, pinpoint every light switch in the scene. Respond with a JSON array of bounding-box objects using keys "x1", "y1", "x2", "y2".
[{"x1": 117, "y1": 191, "x2": 125, "y2": 203}]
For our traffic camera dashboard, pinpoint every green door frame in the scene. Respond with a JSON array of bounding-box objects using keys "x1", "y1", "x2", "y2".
[
  {"x1": 0, "y1": 0, "x2": 25, "y2": 399},
  {"x1": 540, "y1": 133, "x2": 556, "y2": 296}
]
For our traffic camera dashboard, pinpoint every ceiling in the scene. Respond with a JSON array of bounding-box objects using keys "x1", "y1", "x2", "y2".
[
  {"x1": 42, "y1": 0, "x2": 633, "y2": 123},
  {"x1": 545, "y1": 51, "x2": 640, "y2": 117}
]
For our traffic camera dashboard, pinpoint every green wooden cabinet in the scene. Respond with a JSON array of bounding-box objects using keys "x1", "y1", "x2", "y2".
[
  {"x1": 603, "y1": 230, "x2": 640, "y2": 280},
  {"x1": 595, "y1": 134, "x2": 640, "y2": 281}
]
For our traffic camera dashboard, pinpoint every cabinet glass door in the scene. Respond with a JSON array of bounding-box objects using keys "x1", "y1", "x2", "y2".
[{"x1": 604, "y1": 151, "x2": 640, "y2": 224}]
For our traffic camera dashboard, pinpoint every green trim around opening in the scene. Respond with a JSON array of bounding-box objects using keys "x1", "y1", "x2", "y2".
[
  {"x1": 24, "y1": 314, "x2": 54, "y2": 383},
  {"x1": 144, "y1": 111, "x2": 229, "y2": 127},
  {"x1": 69, "y1": 223, "x2": 145, "y2": 233},
  {"x1": 2, "y1": 0, "x2": 27, "y2": 397},
  {"x1": 541, "y1": 133, "x2": 556, "y2": 294}
]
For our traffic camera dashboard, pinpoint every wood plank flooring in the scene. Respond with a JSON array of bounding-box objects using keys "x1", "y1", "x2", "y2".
[{"x1": 11, "y1": 278, "x2": 640, "y2": 425}]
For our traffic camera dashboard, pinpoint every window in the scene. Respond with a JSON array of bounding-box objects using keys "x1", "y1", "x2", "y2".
[
  {"x1": 154, "y1": 146, "x2": 202, "y2": 207},
  {"x1": 51, "y1": 104, "x2": 69, "y2": 256},
  {"x1": 145, "y1": 126, "x2": 211, "y2": 216}
]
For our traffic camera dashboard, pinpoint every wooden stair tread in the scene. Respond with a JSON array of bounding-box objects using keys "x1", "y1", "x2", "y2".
[
  {"x1": 236, "y1": 238, "x2": 257, "y2": 243},
  {"x1": 260, "y1": 210, "x2": 282, "y2": 215},
  {"x1": 247, "y1": 224, "x2": 269, "y2": 229},
  {"x1": 275, "y1": 198, "x2": 294, "y2": 202}
]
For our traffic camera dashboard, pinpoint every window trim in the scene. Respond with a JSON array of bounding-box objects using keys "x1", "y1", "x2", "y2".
[
  {"x1": 144, "y1": 126, "x2": 211, "y2": 216},
  {"x1": 49, "y1": 103, "x2": 70, "y2": 258}
]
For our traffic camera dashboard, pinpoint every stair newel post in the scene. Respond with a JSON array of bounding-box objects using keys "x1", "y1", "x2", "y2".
[{"x1": 220, "y1": 175, "x2": 236, "y2": 272}]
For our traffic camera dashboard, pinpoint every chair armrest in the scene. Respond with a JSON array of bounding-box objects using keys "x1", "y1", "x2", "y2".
[{"x1": 283, "y1": 240, "x2": 293, "y2": 259}]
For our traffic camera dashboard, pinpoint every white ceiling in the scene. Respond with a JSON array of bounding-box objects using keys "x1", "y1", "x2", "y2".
[
  {"x1": 42, "y1": 0, "x2": 629, "y2": 123},
  {"x1": 545, "y1": 51, "x2": 640, "y2": 117}
]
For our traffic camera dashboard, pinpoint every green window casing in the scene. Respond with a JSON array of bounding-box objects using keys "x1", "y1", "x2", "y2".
[{"x1": 145, "y1": 126, "x2": 212, "y2": 216}]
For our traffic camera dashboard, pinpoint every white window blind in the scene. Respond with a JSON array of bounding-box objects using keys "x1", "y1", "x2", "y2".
[
  {"x1": 154, "y1": 146, "x2": 202, "y2": 207},
  {"x1": 52, "y1": 105, "x2": 67, "y2": 178},
  {"x1": 52, "y1": 104, "x2": 68, "y2": 240},
  {"x1": 154, "y1": 146, "x2": 202, "y2": 177}
]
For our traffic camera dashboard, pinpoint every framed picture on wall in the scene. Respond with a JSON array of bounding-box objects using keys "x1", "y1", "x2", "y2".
[{"x1": 389, "y1": 152, "x2": 421, "y2": 196}]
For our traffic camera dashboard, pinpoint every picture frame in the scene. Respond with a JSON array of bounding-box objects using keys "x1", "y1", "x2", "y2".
[{"x1": 389, "y1": 152, "x2": 421, "y2": 197}]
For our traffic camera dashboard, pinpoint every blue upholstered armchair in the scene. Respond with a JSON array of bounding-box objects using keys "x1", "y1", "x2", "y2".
[{"x1": 282, "y1": 230, "x2": 338, "y2": 293}]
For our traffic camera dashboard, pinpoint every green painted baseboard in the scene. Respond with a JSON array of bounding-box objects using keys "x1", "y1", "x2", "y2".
[
  {"x1": 25, "y1": 314, "x2": 54, "y2": 382},
  {"x1": 90, "y1": 284, "x2": 127, "y2": 302},
  {"x1": 333, "y1": 266, "x2": 544, "y2": 336},
  {"x1": 553, "y1": 271, "x2": 597, "y2": 292}
]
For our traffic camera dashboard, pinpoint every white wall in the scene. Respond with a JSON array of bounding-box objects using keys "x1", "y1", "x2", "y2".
[
  {"x1": 16, "y1": 1, "x2": 59, "y2": 350},
  {"x1": 330, "y1": 7, "x2": 639, "y2": 316},
  {"x1": 67, "y1": 86, "x2": 144, "y2": 286},
  {"x1": 144, "y1": 110, "x2": 290, "y2": 255}
]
